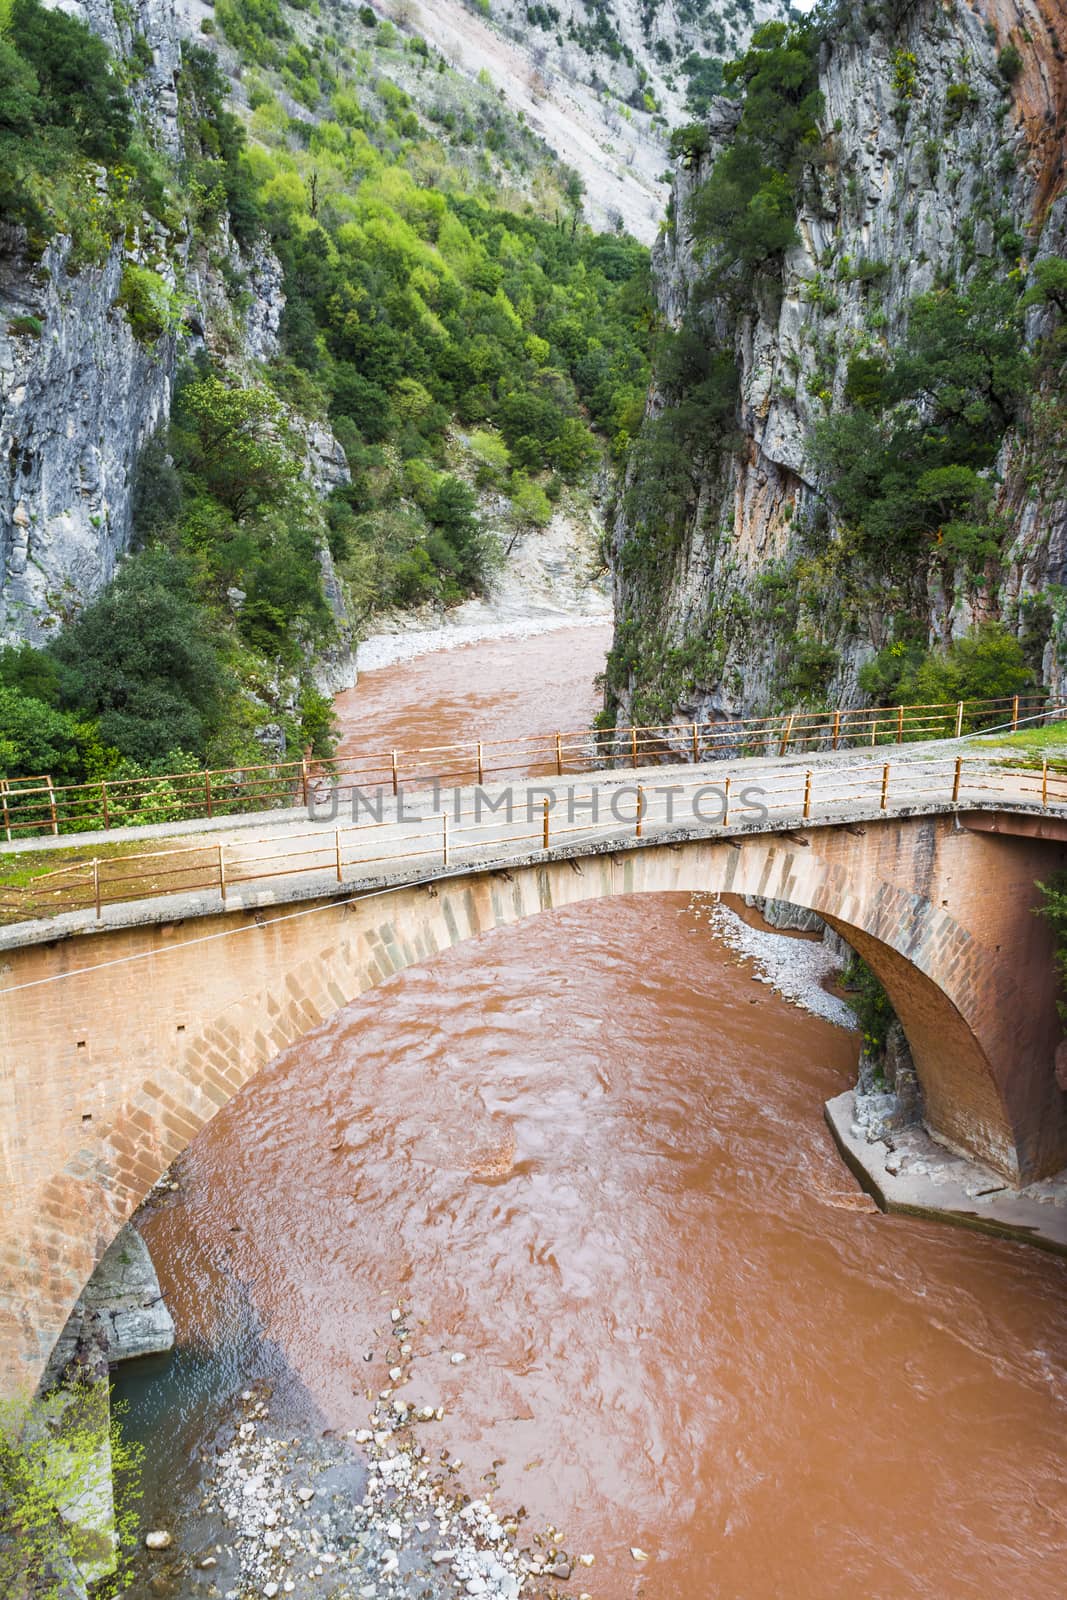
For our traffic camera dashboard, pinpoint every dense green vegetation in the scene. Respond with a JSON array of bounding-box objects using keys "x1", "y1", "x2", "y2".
[
  {"x1": 0, "y1": 0, "x2": 652, "y2": 792},
  {"x1": 687, "y1": 20, "x2": 822, "y2": 280},
  {"x1": 0, "y1": 0, "x2": 176, "y2": 261},
  {"x1": 812, "y1": 275, "x2": 1030, "y2": 575}
]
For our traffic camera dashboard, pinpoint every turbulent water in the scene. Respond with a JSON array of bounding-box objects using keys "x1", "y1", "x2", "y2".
[{"x1": 124, "y1": 629, "x2": 1067, "y2": 1599}]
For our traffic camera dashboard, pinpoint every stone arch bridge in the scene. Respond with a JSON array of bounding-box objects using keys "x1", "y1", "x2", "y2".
[{"x1": 2, "y1": 755, "x2": 1067, "y2": 1396}]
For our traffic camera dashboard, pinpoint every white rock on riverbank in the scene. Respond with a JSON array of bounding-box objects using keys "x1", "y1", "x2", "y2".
[{"x1": 694, "y1": 897, "x2": 859, "y2": 1031}]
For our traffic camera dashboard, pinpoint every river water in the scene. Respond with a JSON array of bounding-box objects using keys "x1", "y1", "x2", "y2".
[{"x1": 120, "y1": 627, "x2": 1067, "y2": 1598}]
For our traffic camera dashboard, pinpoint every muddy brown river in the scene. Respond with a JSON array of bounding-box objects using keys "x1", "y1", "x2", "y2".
[{"x1": 127, "y1": 627, "x2": 1067, "y2": 1598}]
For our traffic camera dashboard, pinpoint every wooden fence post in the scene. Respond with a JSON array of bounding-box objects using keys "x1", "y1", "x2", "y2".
[
  {"x1": 723, "y1": 775, "x2": 731, "y2": 828},
  {"x1": 691, "y1": 724, "x2": 699, "y2": 764},
  {"x1": 0, "y1": 782, "x2": 9, "y2": 843},
  {"x1": 300, "y1": 757, "x2": 310, "y2": 807},
  {"x1": 952, "y1": 757, "x2": 962, "y2": 804},
  {"x1": 47, "y1": 777, "x2": 57, "y2": 836},
  {"x1": 1012, "y1": 695, "x2": 1020, "y2": 733},
  {"x1": 477, "y1": 741, "x2": 484, "y2": 786},
  {"x1": 630, "y1": 726, "x2": 639, "y2": 768},
  {"x1": 778, "y1": 714, "x2": 794, "y2": 757},
  {"x1": 1043, "y1": 758, "x2": 1049, "y2": 809},
  {"x1": 832, "y1": 710, "x2": 841, "y2": 752},
  {"x1": 636, "y1": 784, "x2": 644, "y2": 838},
  {"x1": 335, "y1": 828, "x2": 343, "y2": 883},
  {"x1": 543, "y1": 796, "x2": 551, "y2": 850},
  {"x1": 803, "y1": 770, "x2": 812, "y2": 820},
  {"x1": 880, "y1": 764, "x2": 890, "y2": 811},
  {"x1": 391, "y1": 751, "x2": 399, "y2": 796},
  {"x1": 897, "y1": 705, "x2": 904, "y2": 743},
  {"x1": 204, "y1": 770, "x2": 213, "y2": 819},
  {"x1": 100, "y1": 781, "x2": 110, "y2": 830},
  {"x1": 218, "y1": 842, "x2": 227, "y2": 903},
  {"x1": 555, "y1": 732, "x2": 564, "y2": 777},
  {"x1": 954, "y1": 701, "x2": 964, "y2": 739}
]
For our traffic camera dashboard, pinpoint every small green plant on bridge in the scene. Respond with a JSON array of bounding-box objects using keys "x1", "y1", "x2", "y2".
[
  {"x1": 0, "y1": 1380, "x2": 143, "y2": 1598},
  {"x1": 840, "y1": 955, "x2": 894, "y2": 1056},
  {"x1": 1036, "y1": 873, "x2": 1067, "y2": 1024}
]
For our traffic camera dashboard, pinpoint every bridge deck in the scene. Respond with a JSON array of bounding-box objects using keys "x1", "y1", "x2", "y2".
[{"x1": 1, "y1": 746, "x2": 1059, "y2": 951}]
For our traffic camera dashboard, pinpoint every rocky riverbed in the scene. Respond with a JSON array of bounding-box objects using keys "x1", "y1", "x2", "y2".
[{"x1": 133, "y1": 1302, "x2": 595, "y2": 1600}]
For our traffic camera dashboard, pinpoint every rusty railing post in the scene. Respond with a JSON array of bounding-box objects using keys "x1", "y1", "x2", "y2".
[
  {"x1": 636, "y1": 784, "x2": 644, "y2": 838},
  {"x1": 803, "y1": 770, "x2": 812, "y2": 820},
  {"x1": 442, "y1": 811, "x2": 448, "y2": 867},
  {"x1": 896, "y1": 704, "x2": 904, "y2": 743},
  {"x1": 691, "y1": 723, "x2": 699, "y2": 764},
  {"x1": 555, "y1": 732, "x2": 564, "y2": 777},
  {"x1": 100, "y1": 781, "x2": 110, "y2": 830},
  {"x1": 832, "y1": 709, "x2": 841, "y2": 751},
  {"x1": 218, "y1": 842, "x2": 227, "y2": 903},
  {"x1": 335, "y1": 827, "x2": 343, "y2": 883},
  {"x1": 477, "y1": 741, "x2": 484, "y2": 786},
  {"x1": 952, "y1": 756, "x2": 962, "y2": 804},
  {"x1": 723, "y1": 775, "x2": 731, "y2": 828},
  {"x1": 778, "y1": 714, "x2": 794, "y2": 757},
  {"x1": 880, "y1": 763, "x2": 890, "y2": 811},
  {"x1": 47, "y1": 776, "x2": 57, "y2": 836},
  {"x1": 204, "y1": 770, "x2": 213, "y2": 819},
  {"x1": 391, "y1": 750, "x2": 399, "y2": 797},
  {"x1": 93, "y1": 858, "x2": 101, "y2": 921},
  {"x1": 1043, "y1": 758, "x2": 1049, "y2": 809},
  {"x1": 1011, "y1": 695, "x2": 1020, "y2": 733},
  {"x1": 543, "y1": 796, "x2": 550, "y2": 851},
  {"x1": 300, "y1": 757, "x2": 310, "y2": 807},
  {"x1": 954, "y1": 701, "x2": 964, "y2": 739},
  {"x1": 630, "y1": 726, "x2": 638, "y2": 768}
]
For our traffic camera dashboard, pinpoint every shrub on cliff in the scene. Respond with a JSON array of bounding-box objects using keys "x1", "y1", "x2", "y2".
[{"x1": 859, "y1": 622, "x2": 1033, "y2": 712}]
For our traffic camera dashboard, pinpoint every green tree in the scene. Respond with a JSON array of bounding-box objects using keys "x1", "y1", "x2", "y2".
[
  {"x1": 50, "y1": 550, "x2": 230, "y2": 764},
  {"x1": 173, "y1": 373, "x2": 299, "y2": 520},
  {"x1": 689, "y1": 20, "x2": 822, "y2": 278},
  {"x1": 0, "y1": 686, "x2": 91, "y2": 778}
]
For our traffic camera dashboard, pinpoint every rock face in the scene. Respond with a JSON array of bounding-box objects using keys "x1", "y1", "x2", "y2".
[
  {"x1": 43, "y1": 1223, "x2": 175, "y2": 1386},
  {"x1": 608, "y1": 0, "x2": 1067, "y2": 726},
  {"x1": 0, "y1": 226, "x2": 181, "y2": 644}
]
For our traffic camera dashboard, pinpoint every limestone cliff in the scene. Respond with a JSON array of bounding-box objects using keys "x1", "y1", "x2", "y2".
[{"x1": 607, "y1": 0, "x2": 1067, "y2": 729}]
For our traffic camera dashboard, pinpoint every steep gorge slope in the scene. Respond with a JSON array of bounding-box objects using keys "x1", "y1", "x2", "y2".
[
  {"x1": 607, "y1": 0, "x2": 1067, "y2": 729},
  {"x1": 387, "y1": 0, "x2": 789, "y2": 240}
]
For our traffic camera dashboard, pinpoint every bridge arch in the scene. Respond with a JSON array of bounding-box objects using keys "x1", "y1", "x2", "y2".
[{"x1": 2, "y1": 812, "x2": 1065, "y2": 1394}]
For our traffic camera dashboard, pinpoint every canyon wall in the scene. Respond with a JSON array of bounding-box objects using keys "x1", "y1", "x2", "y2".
[{"x1": 607, "y1": 0, "x2": 1067, "y2": 729}]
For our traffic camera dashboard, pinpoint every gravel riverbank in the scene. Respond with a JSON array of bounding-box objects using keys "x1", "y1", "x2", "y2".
[{"x1": 693, "y1": 897, "x2": 859, "y2": 1032}]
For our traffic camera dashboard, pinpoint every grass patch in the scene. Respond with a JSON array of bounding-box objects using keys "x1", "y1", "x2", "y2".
[{"x1": 0, "y1": 834, "x2": 220, "y2": 924}]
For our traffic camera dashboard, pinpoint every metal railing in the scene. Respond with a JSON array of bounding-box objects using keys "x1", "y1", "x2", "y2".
[
  {"x1": 2, "y1": 754, "x2": 1062, "y2": 926},
  {"x1": 1, "y1": 692, "x2": 1063, "y2": 844}
]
